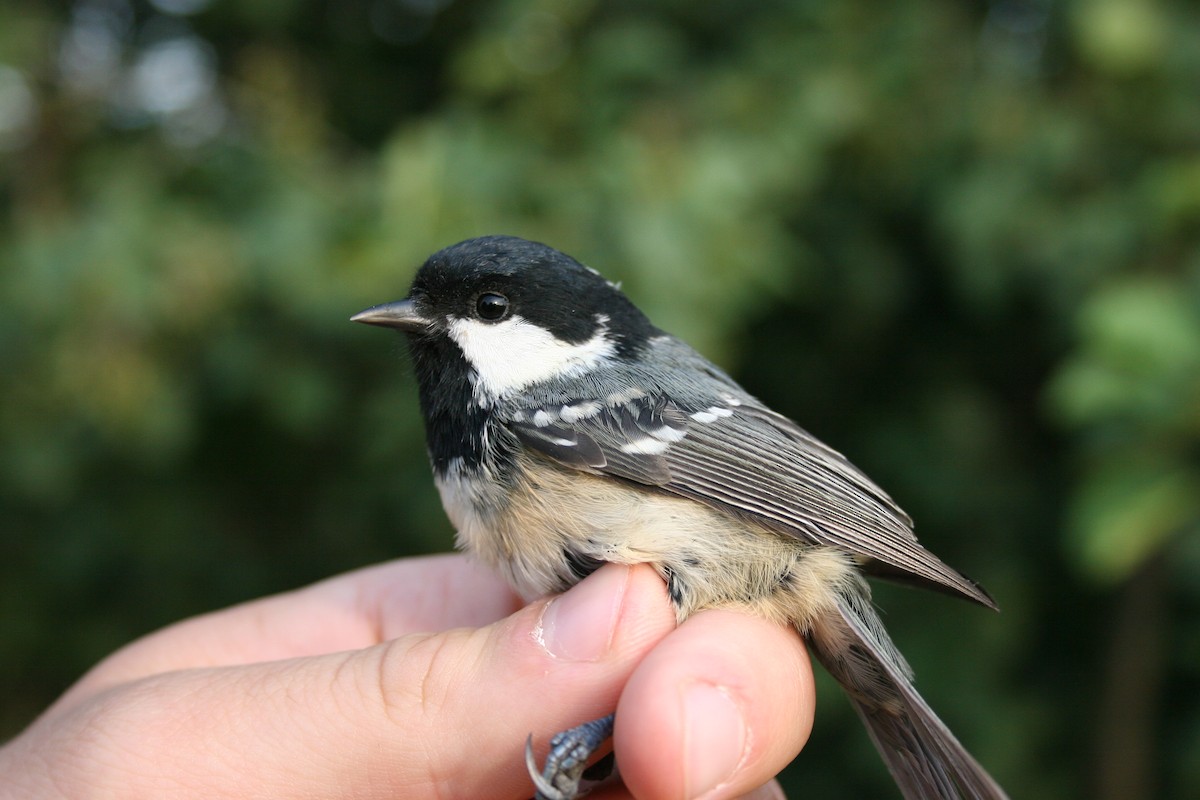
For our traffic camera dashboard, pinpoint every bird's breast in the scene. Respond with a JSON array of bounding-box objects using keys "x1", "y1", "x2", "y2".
[{"x1": 437, "y1": 451, "x2": 860, "y2": 630}]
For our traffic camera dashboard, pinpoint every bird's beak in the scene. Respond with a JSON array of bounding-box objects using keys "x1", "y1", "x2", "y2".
[{"x1": 350, "y1": 300, "x2": 433, "y2": 332}]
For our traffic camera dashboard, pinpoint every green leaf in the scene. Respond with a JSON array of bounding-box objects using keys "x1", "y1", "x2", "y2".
[{"x1": 1067, "y1": 457, "x2": 1200, "y2": 583}]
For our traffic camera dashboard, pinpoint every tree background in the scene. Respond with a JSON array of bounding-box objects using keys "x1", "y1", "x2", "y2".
[{"x1": 2, "y1": 1, "x2": 1199, "y2": 797}]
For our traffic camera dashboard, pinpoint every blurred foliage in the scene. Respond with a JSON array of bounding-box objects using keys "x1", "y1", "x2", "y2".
[{"x1": 2, "y1": 0, "x2": 1199, "y2": 798}]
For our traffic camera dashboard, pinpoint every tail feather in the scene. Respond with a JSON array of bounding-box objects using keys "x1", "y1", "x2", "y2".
[{"x1": 807, "y1": 588, "x2": 1008, "y2": 800}]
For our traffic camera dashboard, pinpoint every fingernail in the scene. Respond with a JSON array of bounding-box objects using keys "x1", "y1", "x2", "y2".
[
  {"x1": 536, "y1": 565, "x2": 630, "y2": 661},
  {"x1": 683, "y1": 682, "x2": 748, "y2": 798}
]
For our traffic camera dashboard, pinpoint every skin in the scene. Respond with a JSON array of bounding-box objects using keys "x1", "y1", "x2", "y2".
[{"x1": 0, "y1": 555, "x2": 813, "y2": 800}]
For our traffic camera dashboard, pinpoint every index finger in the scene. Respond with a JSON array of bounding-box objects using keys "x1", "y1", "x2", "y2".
[{"x1": 56, "y1": 554, "x2": 520, "y2": 710}]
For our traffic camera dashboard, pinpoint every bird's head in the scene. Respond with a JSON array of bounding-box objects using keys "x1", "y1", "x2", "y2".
[{"x1": 353, "y1": 235, "x2": 657, "y2": 403}]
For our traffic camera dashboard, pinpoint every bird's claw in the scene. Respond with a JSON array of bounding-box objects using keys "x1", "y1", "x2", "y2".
[{"x1": 526, "y1": 714, "x2": 616, "y2": 800}]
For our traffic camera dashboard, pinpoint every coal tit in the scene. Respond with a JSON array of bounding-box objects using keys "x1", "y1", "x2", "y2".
[{"x1": 353, "y1": 235, "x2": 1007, "y2": 800}]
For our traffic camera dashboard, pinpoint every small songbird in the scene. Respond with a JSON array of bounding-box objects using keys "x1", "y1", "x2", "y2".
[{"x1": 353, "y1": 235, "x2": 1007, "y2": 800}]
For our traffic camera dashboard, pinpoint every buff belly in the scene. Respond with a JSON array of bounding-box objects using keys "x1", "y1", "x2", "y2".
[{"x1": 436, "y1": 453, "x2": 860, "y2": 632}]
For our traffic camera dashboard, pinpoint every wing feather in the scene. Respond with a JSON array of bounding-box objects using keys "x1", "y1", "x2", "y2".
[{"x1": 508, "y1": 392, "x2": 994, "y2": 609}]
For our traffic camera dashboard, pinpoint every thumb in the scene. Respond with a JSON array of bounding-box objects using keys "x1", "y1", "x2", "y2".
[{"x1": 19, "y1": 564, "x2": 674, "y2": 799}]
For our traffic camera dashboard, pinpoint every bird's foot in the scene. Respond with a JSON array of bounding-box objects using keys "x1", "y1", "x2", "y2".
[{"x1": 525, "y1": 713, "x2": 616, "y2": 800}]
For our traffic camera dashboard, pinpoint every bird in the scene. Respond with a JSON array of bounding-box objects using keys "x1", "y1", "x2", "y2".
[{"x1": 352, "y1": 234, "x2": 1007, "y2": 800}]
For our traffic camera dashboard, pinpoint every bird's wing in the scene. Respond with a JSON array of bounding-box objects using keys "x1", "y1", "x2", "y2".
[{"x1": 507, "y1": 391, "x2": 994, "y2": 609}]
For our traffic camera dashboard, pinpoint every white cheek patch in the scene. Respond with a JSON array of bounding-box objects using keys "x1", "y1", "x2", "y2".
[{"x1": 447, "y1": 314, "x2": 616, "y2": 400}]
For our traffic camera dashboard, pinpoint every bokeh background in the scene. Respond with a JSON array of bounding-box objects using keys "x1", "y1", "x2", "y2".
[{"x1": 3, "y1": 1, "x2": 1199, "y2": 797}]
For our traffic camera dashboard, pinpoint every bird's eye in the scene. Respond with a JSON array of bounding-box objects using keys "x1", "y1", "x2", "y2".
[{"x1": 475, "y1": 292, "x2": 510, "y2": 321}]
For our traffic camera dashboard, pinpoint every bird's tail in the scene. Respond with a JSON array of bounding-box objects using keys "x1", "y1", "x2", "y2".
[{"x1": 806, "y1": 587, "x2": 1008, "y2": 800}]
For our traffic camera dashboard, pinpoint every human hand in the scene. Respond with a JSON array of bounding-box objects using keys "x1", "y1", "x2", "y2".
[{"x1": 0, "y1": 555, "x2": 814, "y2": 799}]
